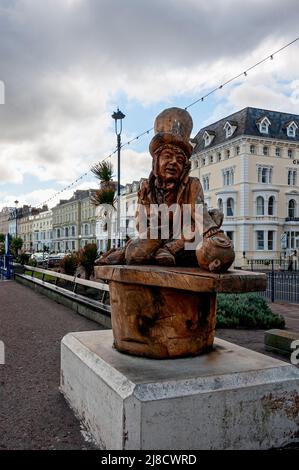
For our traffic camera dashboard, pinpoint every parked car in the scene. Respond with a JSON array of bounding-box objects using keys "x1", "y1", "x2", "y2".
[
  {"x1": 30, "y1": 252, "x2": 49, "y2": 261},
  {"x1": 47, "y1": 253, "x2": 65, "y2": 268}
]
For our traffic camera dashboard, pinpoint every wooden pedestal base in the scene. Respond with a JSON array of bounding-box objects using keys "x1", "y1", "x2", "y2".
[
  {"x1": 109, "y1": 281, "x2": 216, "y2": 358},
  {"x1": 95, "y1": 265, "x2": 266, "y2": 359}
]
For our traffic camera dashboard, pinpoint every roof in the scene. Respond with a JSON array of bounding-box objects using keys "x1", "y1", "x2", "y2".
[
  {"x1": 224, "y1": 120, "x2": 238, "y2": 127},
  {"x1": 54, "y1": 189, "x2": 98, "y2": 208},
  {"x1": 204, "y1": 130, "x2": 216, "y2": 136},
  {"x1": 193, "y1": 107, "x2": 299, "y2": 153},
  {"x1": 284, "y1": 120, "x2": 298, "y2": 128}
]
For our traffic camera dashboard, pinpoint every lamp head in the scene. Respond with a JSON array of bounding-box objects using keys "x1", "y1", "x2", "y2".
[{"x1": 112, "y1": 108, "x2": 125, "y2": 135}]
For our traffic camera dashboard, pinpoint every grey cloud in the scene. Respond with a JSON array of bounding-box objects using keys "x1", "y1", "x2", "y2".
[
  {"x1": 0, "y1": 0, "x2": 298, "y2": 156},
  {"x1": 37, "y1": 144, "x2": 63, "y2": 163},
  {"x1": 2, "y1": 0, "x2": 299, "y2": 75},
  {"x1": 62, "y1": 0, "x2": 299, "y2": 68}
]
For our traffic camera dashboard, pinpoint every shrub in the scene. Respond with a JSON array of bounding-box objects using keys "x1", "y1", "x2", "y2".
[
  {"x1": 27, "y1": 258, "x2": 37, "y2": 267},
  {"x1": 59, "y1": 253, "x2": 79, "y2": 276},
  {"x1": 10, "y1": 237, "x2": 23, "y2": 258},
  {"x1": 18, "y1": 253, "x2": 30, "y2": 265},
  {"x1": 216, "y1": 293, "x2": 285, "y2": 329},
  {"x1": 78, "y1": 243, "x2": 98, "y2": 279}
]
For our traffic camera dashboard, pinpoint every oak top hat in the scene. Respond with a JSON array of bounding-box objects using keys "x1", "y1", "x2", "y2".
[{"x1": 149, "y1": 107, "x2": 194, "y2": 158}]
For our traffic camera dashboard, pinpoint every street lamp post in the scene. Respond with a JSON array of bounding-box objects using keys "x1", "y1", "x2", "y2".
[
  {"x1": 14, "y1": 200, "x2": 19, "y2": 237},
  {"x1": 112, "y1": 108, "x2": 125, "y2": 248}
]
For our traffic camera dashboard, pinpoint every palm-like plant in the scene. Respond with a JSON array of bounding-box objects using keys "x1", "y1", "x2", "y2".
[
  {"x1": 91, "y1": 161, "x2": 114, "y2": 189},
  {"x1": 91, "y1": 161, "x2": 116, "y2": 251},
  {"x1": 91, "y1": 187, "x2": 116, "y2": 207}
]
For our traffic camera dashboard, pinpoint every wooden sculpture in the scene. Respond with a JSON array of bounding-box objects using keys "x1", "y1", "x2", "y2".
[
  {"x1": 95, "y1": 108, "x2": 266, "y2": 359},
  {"x1": 96, "y1": 107, "x2": 235, "y2": 272}
]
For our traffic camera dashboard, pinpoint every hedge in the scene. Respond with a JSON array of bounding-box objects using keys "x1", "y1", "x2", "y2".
[{"x1": 216, "y1": 293, "x2": 285, "y2": 329}]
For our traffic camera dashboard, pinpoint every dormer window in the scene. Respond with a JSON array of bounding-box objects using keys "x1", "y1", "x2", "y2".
[
  {"x1": 223, "y1": 121, "x2": 237, "y2": 139},
  {"x1": 286, "y1": 121, "x2": 298, "y2": 138},
  {"x1": 203, "y1": 130, "x2": 215, "y2": 147},
  {"x1": 257, "y1": 116, "x2": 271, "y2": 134}
]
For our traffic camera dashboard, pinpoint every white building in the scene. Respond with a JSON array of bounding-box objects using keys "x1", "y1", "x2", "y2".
[
  {"x1": 96, "y1": 181, "x2": 142, "y2": 252},
  {"x1": 52, "y1": 189, "x2": 97, "y2": 253},
  {"x1": 31, "y1": 209, "x2": 53, "y2": 252},
  {"x1": 190, "y1": 106, "x2": 299, "y2": 267}
]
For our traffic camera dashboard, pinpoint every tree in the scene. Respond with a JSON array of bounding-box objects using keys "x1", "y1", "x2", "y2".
[
  {"x1": 91, "y1": 161, "x2": 114, "y2": 189},
  {"x1": 91, "y1": 161, "x2": 116, "y2": 251},
  {"x1": 91, "y1": 187, "x2": 116, "y2": 207},
  {"x1": 10, "y1": 237, "x2": 23, "y2": 258},
  {"x1": 0, "y1": 233, "x2": 5, "y2": 243},
  {"x1": 59, "y1": 253, "x2": 79, "y2": 276}
]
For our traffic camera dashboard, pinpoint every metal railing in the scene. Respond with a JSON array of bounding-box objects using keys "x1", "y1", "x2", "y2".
[
  {"x1": 247, "y1": 259, "x2": 299, "y2": 272},
  {"x1": 18, "y1": 262, "x2": 299, "y2": 307},
  {"x1": 259, "y1": 270, "x2": 299, "y2": 304},
  {"x1": 0, "y1": 255, "x2": 13, "y2": 280},
  {"x1": 247, "y1": 260, "x2": 299, "y2": 303},
  {"x1": 21, "y1": 264, "x2": 109, "y2": 304}
]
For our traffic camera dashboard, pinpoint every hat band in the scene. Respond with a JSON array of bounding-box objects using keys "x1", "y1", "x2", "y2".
[{"x1": 155, "y1": 143, "x2": 187, "y2": 157}]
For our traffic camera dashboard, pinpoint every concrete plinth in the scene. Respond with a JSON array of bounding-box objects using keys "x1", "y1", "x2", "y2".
[{"x1": 60, "y1": 330, "x2": 299, "y2": 450}]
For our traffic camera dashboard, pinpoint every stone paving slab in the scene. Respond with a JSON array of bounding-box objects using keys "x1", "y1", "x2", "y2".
[
  {"x1": 268, "y1": 302, "x2": 299, "y2": 334},
  {"x1": 216, "y1": 301, "x2": 299, "y2": 362}
]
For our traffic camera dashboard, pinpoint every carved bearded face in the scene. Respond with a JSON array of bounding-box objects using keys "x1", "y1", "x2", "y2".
[{"x1": 157, "y1": 145, "x2": 186, "y2": 185}]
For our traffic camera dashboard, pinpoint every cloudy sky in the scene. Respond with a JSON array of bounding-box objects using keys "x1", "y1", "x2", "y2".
[{"x1": 0, "y1": 0, "x2": 299, "y2": 209}]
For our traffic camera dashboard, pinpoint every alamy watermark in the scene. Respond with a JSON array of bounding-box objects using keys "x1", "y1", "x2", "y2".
[
  {"x1": 96, "y1": 202, "x2": 204, "y2": 250},
  {"x1": 290, "y1": 339, "x2": 299, "y2": 365},
  {"x1": 0, "y1": 340, "x2": 5, "y2": 365},
  {"x1": 0, "y1": 80, "x2": 5, "y2": 104}
]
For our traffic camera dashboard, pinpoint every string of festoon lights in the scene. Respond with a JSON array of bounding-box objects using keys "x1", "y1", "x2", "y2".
[{"x1": 36, "y1": 36, "x2": 299, "y2": 209}]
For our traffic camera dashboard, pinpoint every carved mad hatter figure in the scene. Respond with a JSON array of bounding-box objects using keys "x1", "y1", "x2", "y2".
[{"x1": 97, "y1": 107, "x2": 235, "y2": 272}]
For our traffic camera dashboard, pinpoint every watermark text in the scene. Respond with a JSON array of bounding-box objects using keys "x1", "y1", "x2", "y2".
[{"x1": 0, "y1": 340, "x2": 5, "y2": 365}]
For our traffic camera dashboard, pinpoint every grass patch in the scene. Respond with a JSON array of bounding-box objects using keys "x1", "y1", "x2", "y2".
[
  {"x1": 24, "y1": 270, "x2": 57, "y2": 282},
  {"x1": 216, "y1": 293, "x2": 285, "y2": 329}
]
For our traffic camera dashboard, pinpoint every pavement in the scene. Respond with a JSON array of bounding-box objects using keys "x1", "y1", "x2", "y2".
[
  {"x1": 0, "y1": 280, "x2": 298, "y2": 449},
  {"x1": 267, "y1": 302, "x2": 299, "y2": 333},
  {"x1": 216, "y1": 301, "x2": 299, "y2": 360},
  {"x1": 0, "y1": 281, "x2": 103, "y2": 450}
]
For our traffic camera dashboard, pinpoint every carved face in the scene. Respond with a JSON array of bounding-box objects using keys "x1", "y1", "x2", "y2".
[{"x1": 157, "y1": 146, "x2": 186, "y2": 184}]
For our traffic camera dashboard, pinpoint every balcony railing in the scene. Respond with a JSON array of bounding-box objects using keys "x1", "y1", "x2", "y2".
[
  {"x1": 247, "y1": 258, "x2": 298, "y2": 272},
  {"x1": 285, "y1": 217, "x2": 299, "y2": 222}
]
